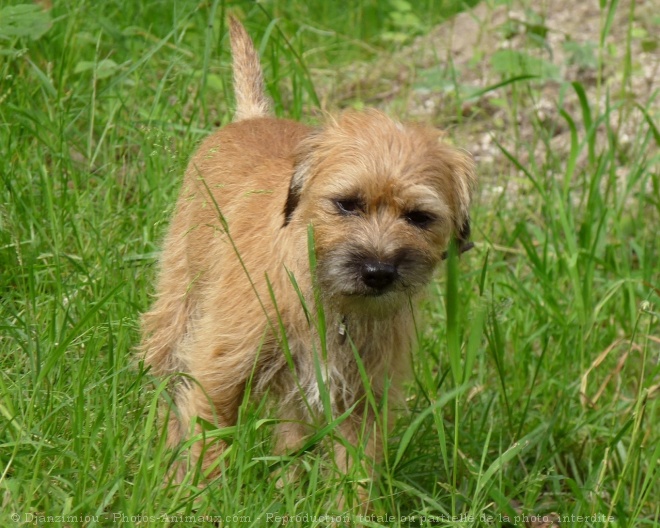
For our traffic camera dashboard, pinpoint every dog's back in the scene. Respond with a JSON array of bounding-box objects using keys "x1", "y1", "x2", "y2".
[{"x1": 228, "y1": 16, "x2": 271, "y2": 121}]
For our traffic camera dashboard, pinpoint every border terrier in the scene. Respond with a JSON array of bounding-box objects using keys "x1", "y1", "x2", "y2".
[{"x1": 141, "y1": 17, "x2": 476, "y2": 494}]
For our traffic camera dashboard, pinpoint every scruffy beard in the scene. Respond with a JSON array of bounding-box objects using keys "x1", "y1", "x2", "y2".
[{"x1": 315, "y1": 243, "x2": 436, "y2": 317}]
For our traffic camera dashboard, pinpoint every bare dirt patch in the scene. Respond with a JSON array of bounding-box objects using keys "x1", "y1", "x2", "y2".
[{"x1": 315, "y1": 0, "x2": 659, "y2": 199}]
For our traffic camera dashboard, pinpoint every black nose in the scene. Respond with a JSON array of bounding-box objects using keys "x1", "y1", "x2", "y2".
[{"x1": 360, "y1": 261, "x2": 398, "y2": 291}]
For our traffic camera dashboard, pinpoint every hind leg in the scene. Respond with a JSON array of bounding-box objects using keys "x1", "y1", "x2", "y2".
[{"x1": 140, "y1": 211, "x2": 195, "y2": 376}]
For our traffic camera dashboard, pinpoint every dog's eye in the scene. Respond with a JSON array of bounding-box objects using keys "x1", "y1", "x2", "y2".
[
  {"x1": 335, "y1": 199, "x2": 363, "y2": 216},
  {"x1": 404, "y1": 210, "x2": 435, "y2": 228}
]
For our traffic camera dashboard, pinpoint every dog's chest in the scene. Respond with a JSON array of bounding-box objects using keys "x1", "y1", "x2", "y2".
[{"x1": 289, "y1": 320, "x2": 403, "y2": 413}]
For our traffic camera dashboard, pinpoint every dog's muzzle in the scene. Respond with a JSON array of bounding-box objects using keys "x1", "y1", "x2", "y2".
[{"x1": 360, "y1": 260, "x2": 398, "y2": 293}]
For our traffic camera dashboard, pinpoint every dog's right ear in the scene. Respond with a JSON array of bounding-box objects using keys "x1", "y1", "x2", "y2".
[
  {"x1": 283, "y1": 166, "x2": 305, "y2": 225},
  {"x1": 283, "y1": 133, "x2": 319, "y2": 226}
]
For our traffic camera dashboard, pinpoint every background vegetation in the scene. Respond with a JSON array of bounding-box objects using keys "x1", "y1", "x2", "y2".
[{"x1": 1, "y1": 0, "x2": 658, "y2": 526}]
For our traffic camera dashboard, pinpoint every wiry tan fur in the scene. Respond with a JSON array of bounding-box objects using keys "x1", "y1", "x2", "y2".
[
  {"x1": 140, "y1": 16, "x2": 476, "y2": 501},
  {"x1": 228, "y1": 17, "x2": 271, "y2": 121}
]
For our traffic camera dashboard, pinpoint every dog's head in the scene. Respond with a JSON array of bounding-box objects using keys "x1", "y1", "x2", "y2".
[{"x1": 284, "y1": 110, "x2": 476, "y2": 314}]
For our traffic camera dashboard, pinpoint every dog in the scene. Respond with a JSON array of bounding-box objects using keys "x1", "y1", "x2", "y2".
[{"x1": 140, "y1": 16, "x2": 476, "y2": 500}]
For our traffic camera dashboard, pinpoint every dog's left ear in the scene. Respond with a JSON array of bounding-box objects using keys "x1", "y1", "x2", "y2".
[
  {"x1": 439, "y1": 145, "x2": 476, "y2": 252},
  {"x1": 434, "y1": 144, "x2": 476, "y2": 260},
  {"x1": 455, "y1": 215, "x2": 474, "y2": 256}
]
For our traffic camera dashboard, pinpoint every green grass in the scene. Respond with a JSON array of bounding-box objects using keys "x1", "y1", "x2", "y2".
[{"x1": 1, "y1": 0, "x2": 659, "y2": 526}]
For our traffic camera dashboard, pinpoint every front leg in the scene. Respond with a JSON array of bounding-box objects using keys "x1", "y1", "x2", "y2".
[
  {"x1": 272, "y1": 402, "x2": 313, "y2": 487},
  {"x1": 332, "y1": 408, "x2": 386, "y2": 512},
  {"x1": 168, "y1": 376, "x2": 246, "y2": 481}
]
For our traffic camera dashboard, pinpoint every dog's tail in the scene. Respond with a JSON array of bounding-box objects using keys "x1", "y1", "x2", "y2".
[{"x1": 228, "y1": 16, "x2": 271, "y2": 121}]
